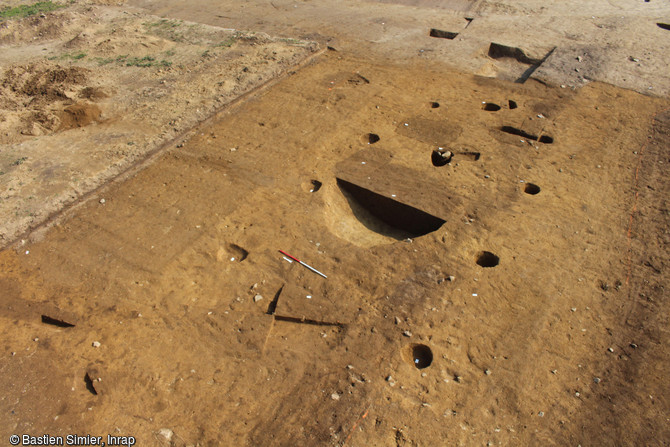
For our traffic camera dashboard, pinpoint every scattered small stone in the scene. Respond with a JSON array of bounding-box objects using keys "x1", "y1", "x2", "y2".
[
  {"x1": 551, "y1": 369, "x2": 557, "y2": 374},
  {"x1": 253, "y1": 294, "x2": 263, "y2": 302},
  {"x1": 575, "y1": 391, "x2": 580, "y2": 397},
  {"x1": 485, "y1": 369, "x2": 491, "y2": 375},
  {"x1": 92, "y1": 341, "x2": 101, "y2": 348},
  {"x1": 448, "y1": 275, "x2": 455, "y2": 282},
  {"x1": 439, "y1": 150, "x2": 453, "y2": 159},
  {"x1": 346, "y1": 365, "x2": 354, "y2": 370},
  {"x1": 571, "y1": 307, "x2": 577, "y2": 312},
  {"x1": 608, "y1": 347, "x2": 614, "y2": 353},
  {"x1": 371, "y1": 327, "x2": 377, "y2": 333},
  {"x1": 629, "y1": 56, "x2": 639, "y2": 62},
  {"x1": 331, "y1": 393, "x2": 341, "y2": 400},
  {"x1": 33, "y1": 337, "x2": 39, "y2": 342},
  {"x1": 484, "y1": 175, "x2": 490, "y2": 179},
  {"x1": 576, "y1": 56, "x2": 582, "y2": 62},
  {"x1": 402, "y1": 330, "x2": 412, "y2": 337},
  {"x1": 386, "y1": 375, "x2": 396, "y2": 386},
  {"x1": 230, "y1": 147, "x2": 237, "y2": 152},
  {"x1": 537, "y1": 114, "x2": 545, "y2": 119},
  {"x1": 630, "y1": 343, "x2": 638, "y2": 349},
  {"x1": 593, "y1": 377, "x2": 601, "y2": 384},
  {"x1": 454, "y1": 375, "x2": 462, "y2": 383},
  {"x1": 394, "y1": 316, "x2": 401, "y2": 325},
  {"x1": 538, "y1": 411, "x2": 545, "y2": 417},
  {"x1": 99, "y1": 198, "x2": 106, "y2": 204},
  {"x1": 157, "y1": 428, "x2": 173, "y2": 442},
  {"x1": 421, "y1": 372, "x2": 427, "y2": 378}
]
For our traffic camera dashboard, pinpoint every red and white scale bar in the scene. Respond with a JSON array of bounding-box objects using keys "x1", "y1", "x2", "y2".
[{"x1": 278, "y1": 250, "x2": 327, "y2": 279}]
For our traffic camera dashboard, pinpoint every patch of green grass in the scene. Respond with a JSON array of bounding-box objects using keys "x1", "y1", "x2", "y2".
[
  {"x1": 145, "y1": 18, "x2": 181, "y2": 29},
  {"x1": 47, "y1": 51, "x2": 87, "y2": 61},
  {"x1": 144, "y1": 18, "x2": 186, "y2": 42},
  {"x1": 126, "y1": 55, "x2": 156, "y2": 67},
  {"x1": 12, "y1": 157, "x2": 28, "y2": 166},
  {"x1": 0, "y1": 1, "x2": 65, "y2": 20},
  {"x1": 94, "y1": 57, "x2": 115, "y2": 66},
  {"x1": 63, "y1": 52, "x2": 86, "y2": 60},
  {"x1": 214, "y1": 37, "x2": 236, "y2": 48},
  {"x1": 125, "y1": 56, "x2": 171, "y2": 67},
  {"x1": 94, "y1": 54, "x2": 171, "y2": 68}
]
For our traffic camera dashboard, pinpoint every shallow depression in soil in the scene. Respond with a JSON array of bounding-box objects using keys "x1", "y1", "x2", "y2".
[
  {"x1": 412, "y1": 344, "x2": 433, "y2": 369},
  {"x1": 476, "y1": 251, "x2": 500, "y2": 267}
]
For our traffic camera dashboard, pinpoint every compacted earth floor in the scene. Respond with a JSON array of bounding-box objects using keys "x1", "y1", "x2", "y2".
[
  {"x1": 1, "y1": 1, "x2": 669, "y2": 446},
  {"x1": 2, "y1": 48, "x2": 669, "y2": 445}
]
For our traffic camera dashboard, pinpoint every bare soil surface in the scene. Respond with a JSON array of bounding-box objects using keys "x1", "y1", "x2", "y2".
[
  {"x1": 1, "y1": 0, "x2": 669, "y2": 446},
  {"x1": 0, "y1": 1, "x2": 317, "y2": 246}
]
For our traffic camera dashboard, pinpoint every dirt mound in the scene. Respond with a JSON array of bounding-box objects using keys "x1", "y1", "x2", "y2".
[
  {"x1": 2, "y1": 62, "x2": 89, "y2": 104},
  {"x1": 0, "y1": 11, "x2": 70, "y2": 45},
  {"x1": 58, "y1": 102, "x2": 102, "y2": 130},
  {"x1": 0, "y1": 61, "x2": 101, "y2": 139},
  {"x1": 78, "y1": 86, "x2": 108, "y2": 100}
]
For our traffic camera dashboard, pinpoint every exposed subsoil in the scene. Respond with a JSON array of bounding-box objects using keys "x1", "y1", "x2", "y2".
[
  {"x1": 1, "y1": 46, "x2": 669, "y2": 445},
  {"x1": 0, "y1": 2, "x2": 317, "y2": 246},
  {"x1": 1, "y1": 0, "x2": 670, "y2": 446}
]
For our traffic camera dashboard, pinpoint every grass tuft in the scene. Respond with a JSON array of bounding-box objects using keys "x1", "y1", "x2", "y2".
[{"x1": 0, "y1": 1, "x2": 65, "y2": 20}]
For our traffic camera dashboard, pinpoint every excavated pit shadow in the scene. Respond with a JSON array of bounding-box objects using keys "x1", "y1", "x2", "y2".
[
  {"x1": 336, "y1": 178, "x2": 445, "y2": 239},
  {"x1": 501, "y1": 126, "x2": 553, "y2": 144},
  {"x1": 429, "y1": 29, "x2": 459, "y2": 40},
  {"x1": 487, "y1": 43, "x2": 555, "y2": 83}
]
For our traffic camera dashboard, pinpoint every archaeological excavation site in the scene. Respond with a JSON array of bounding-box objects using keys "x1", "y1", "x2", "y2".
[{"x1": 1, "y1": 0, "x2": 669, "y2": 445}]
